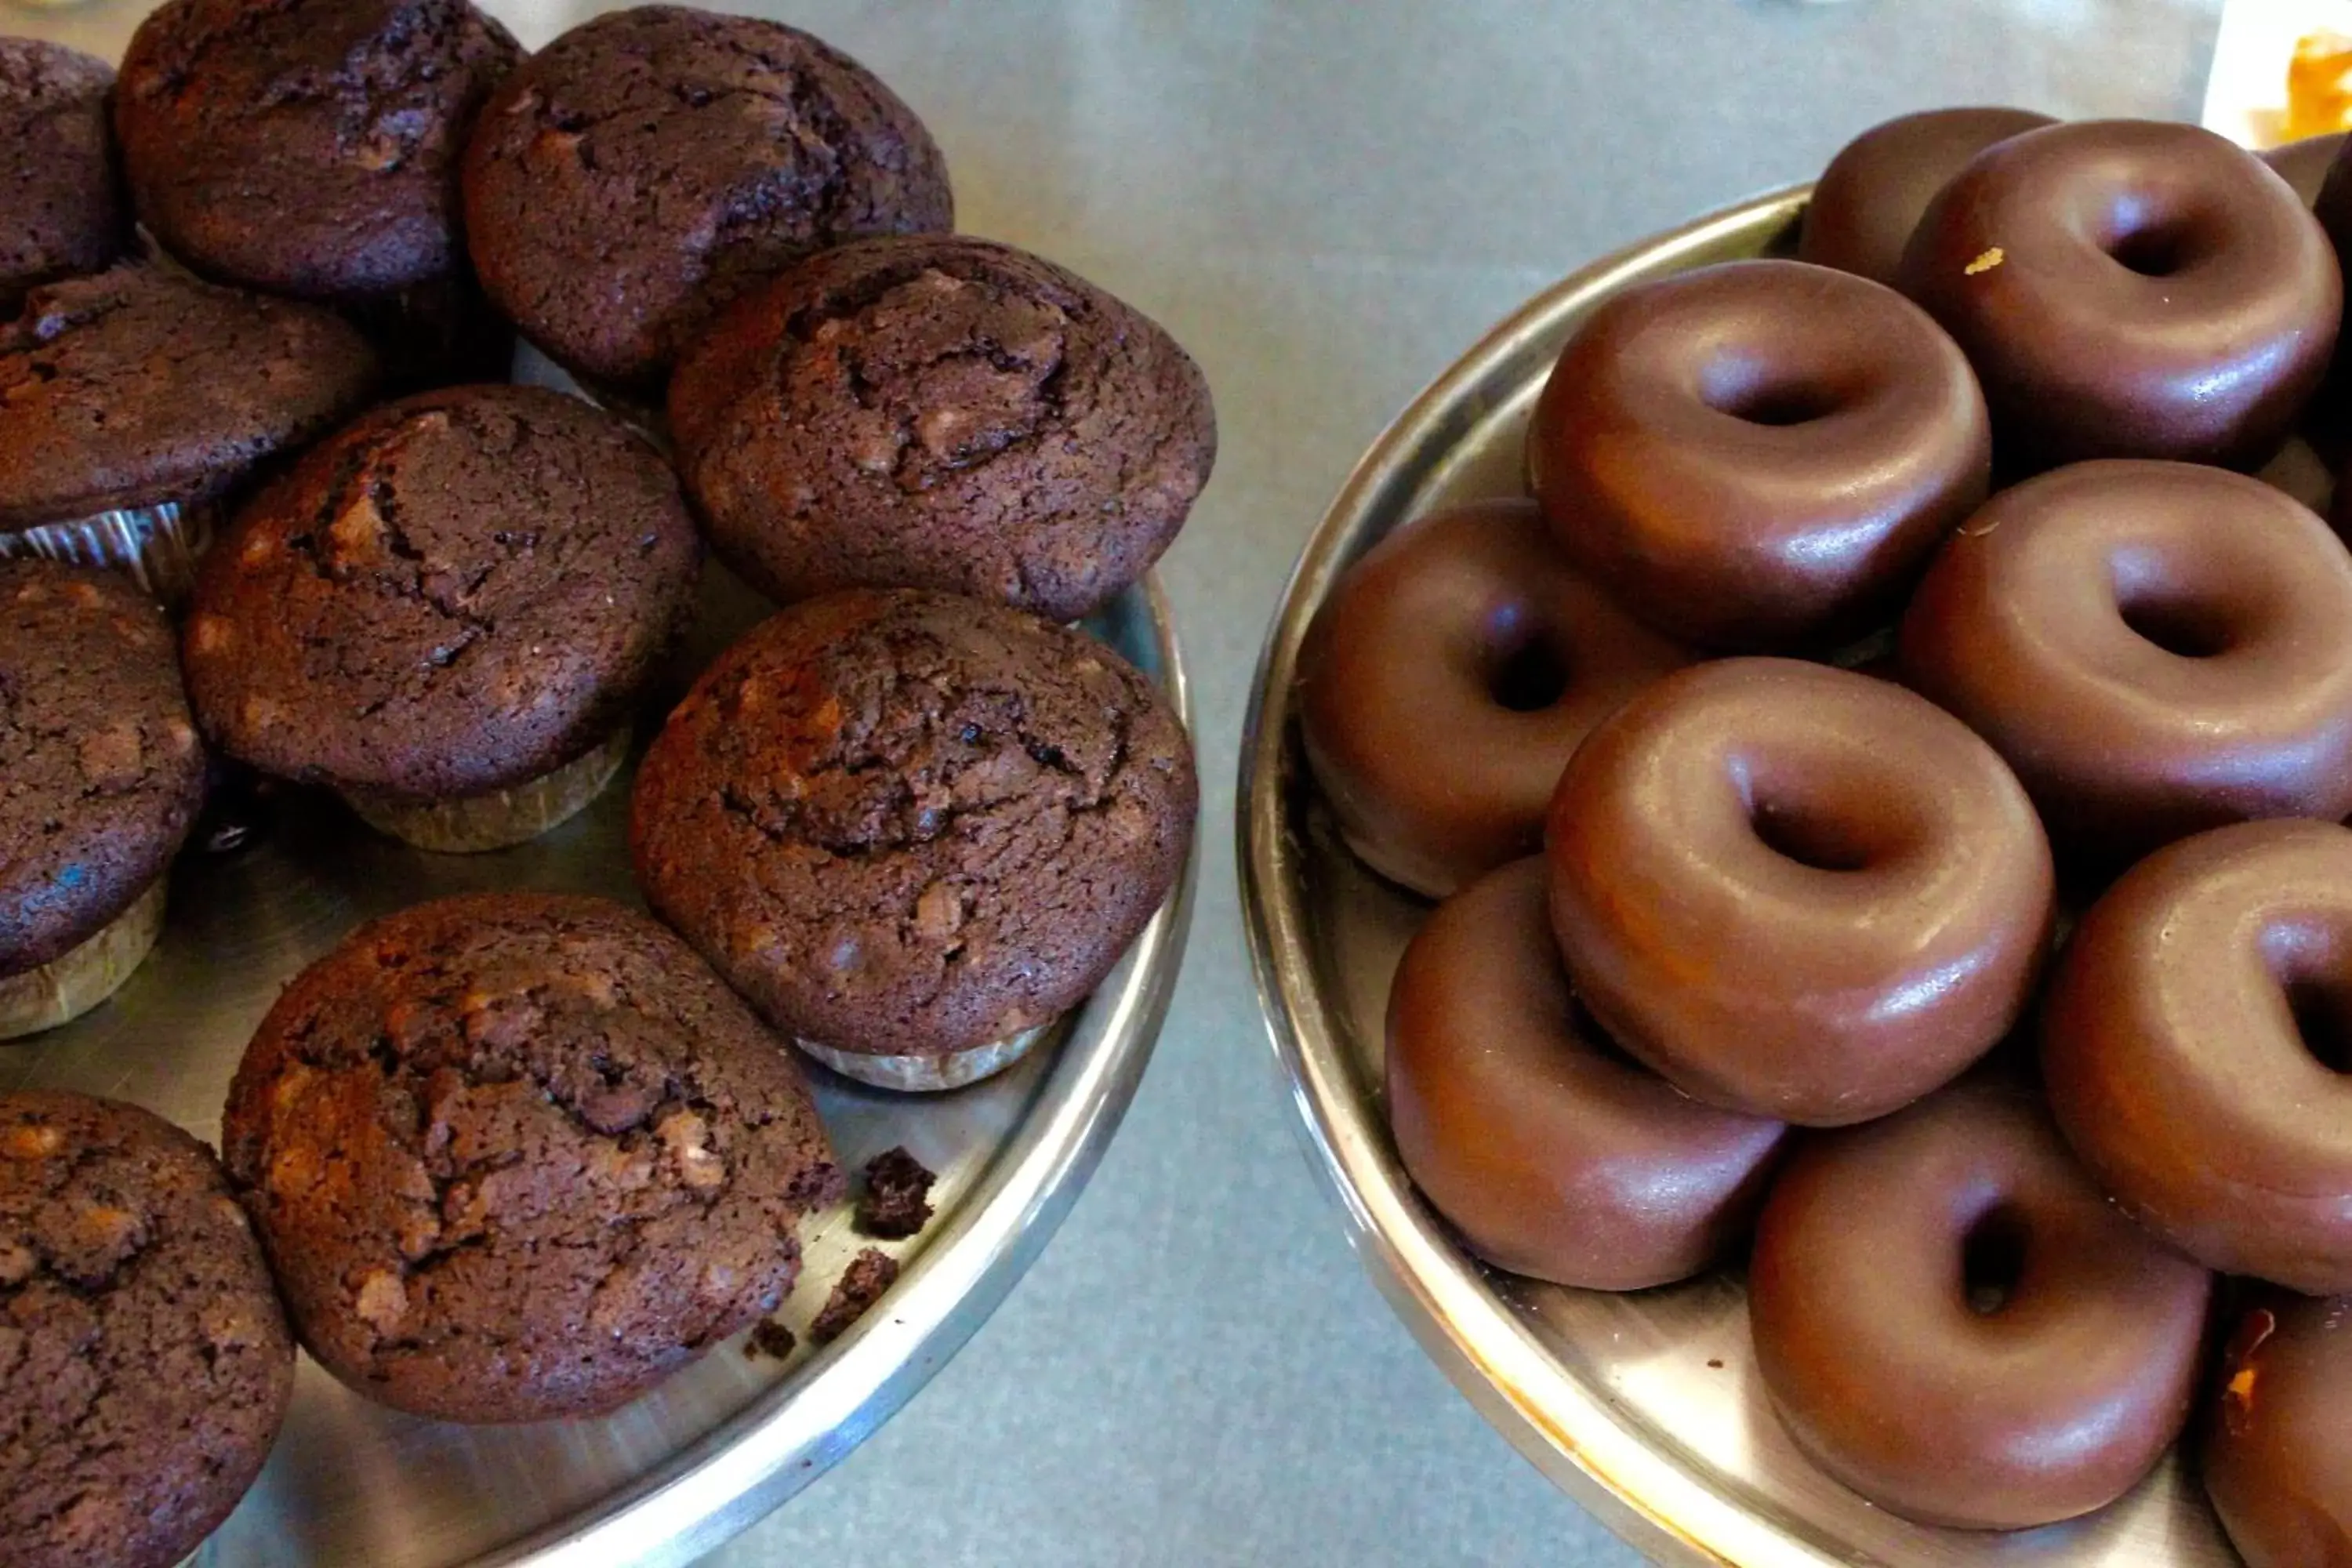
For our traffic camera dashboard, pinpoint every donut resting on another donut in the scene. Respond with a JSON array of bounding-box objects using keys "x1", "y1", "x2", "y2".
[
  {"x1": 1545, "y1": 659, "x2": 2053, "y2": 1127},
  {"x1": 2042, "y1": 819, "x2": 2352, "y2": 1294},
  {"x1": 1299, "y1": 499, "x2": 1694, "y2": 898},
  {"x1": 1386, "y1": 858, "x2": 1785, "y2": 1290},
  {"x1": 1528, "y1": 259, "x2": 1990, "y2": 651},
  {"x1": 1750, "y1": 1077, "x2": 2212, "y2": 1530},
  {"x1": 1902, "y1": 119, "x2": 2339, "y2": 470},
  {"x1": 1900, "y1": 461, "x2": 2352, "y2": 870}
]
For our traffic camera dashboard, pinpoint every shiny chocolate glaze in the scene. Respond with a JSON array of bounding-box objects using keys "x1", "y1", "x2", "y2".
[
  {"x1": 1526, "y1": 259, "x2": 1991, "y2": 651},
  {"x1": 1545, "y1": 658, "x2": 2053, "y2": 1127},
  {"x1": 1750, "y1": 1077, "x2": 2212, "y2": 1530},
  {"x1": 2205, "y1": 1294, "x2": 2352, "y2": 1568},
  {"x1": 2042, "y1": 819, "x2": 2352, "y2": 1294},
  {"x1": 1800, "y1": 107, "x2": 2056, "y2": 285},
  {"x1": 1385, "y1": 858, "x2": 1786, "y2": 1290},
  {"x1": 2267, "y1": 132, "x2": 2346, "y2": 207},
  {"x1": 1900, "y1": 461, "x2": 2352, "y2": 869},
  {"x1": 1298, "y1": 498, "x2": 1694, "y2": 898},
  {"x1": 1902, "y1": 119, "x2": 2339, "y2": 471}
]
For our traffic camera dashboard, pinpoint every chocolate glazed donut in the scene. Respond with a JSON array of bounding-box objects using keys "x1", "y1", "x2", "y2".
[
  {"x1": 1298, "y1": 499, "x2": 1694, "y2": 898},
  {"x1": 1546, "y1": 659, "x2": 2054, "y2": 1127},
  {"x1": 2205, "y1": 1294, "x2": 2352, "y2": 1568},
  {"x1": 1799, "y1": 107, "x2": 2056, "y2": 285},
  {"x1": 1750, "y1": 1078, "x2": 2212, "y2": 1530},
  {"x1": 1385, "y1": 858, "x2": 1786, "y2": 1290},
  {"x1": 1900, "y1": 461, "x2": 2352, "y2": 869},
  {"x1": 2042, "y1": 820, "x2": 2352, "y2": 1294},
  {"x1": 1903, "y1": 120, "x2": 2340, "y2": 470},
  {"x1": 1527, "y1": 259, "x2": 1990, "y2": 651}
]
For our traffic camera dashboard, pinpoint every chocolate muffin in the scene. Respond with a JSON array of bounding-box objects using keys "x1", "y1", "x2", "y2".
[
  {"x1": 183, "y1": 384, "x2": 700, "y2": 852},
  {"x1": 670, "y1": 236, "x2": 1218, "y2": 622},
  {"x1": 1, "y1": 40, "x2": 126, "y2": 317},
  {"x1": 0, "y1": 560, "x2": 205, "y2": 1038},
  {"x1": 220, "y1": 893, "x2": 842, "y2": 1424},
  {"x1": 632, "y1": 589, "x2": 1196, "y2": 1091},
  {"x1": 0, "y1": 263, "x2": 379, "y2": 601},
  {"x1": 462, "y1": 5, "x2": 953, "y2": 393},
  {"x1": 114, "y1": 0, "x2": 522, "y2": 387},
  {"x1": 2, "y1": 1091, "x2": 296, "y2": 1568}
]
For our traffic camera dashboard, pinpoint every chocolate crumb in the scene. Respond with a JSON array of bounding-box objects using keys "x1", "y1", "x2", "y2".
[
  {"x1": 857, "y1": 1146, "x2": 937, "y2": 1239},
  {"x1": 1708, "y1": 1359, "x2": 1725, "y2": 1370},
  {"x1": 746, "y1": 1319, "x2": 799, "y2": 1361},
  {"x1": 810, "y1": 1247, "x2": 901, "y2": 1345}
]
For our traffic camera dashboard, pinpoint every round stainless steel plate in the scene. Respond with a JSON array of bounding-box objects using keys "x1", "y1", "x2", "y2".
[
  {"x1": 4, "y1": 565, "x2": 1195, "y2": 1568},
  {"x1": 1237, "y1": 187, "x2": 2236, "y2": 1567}
]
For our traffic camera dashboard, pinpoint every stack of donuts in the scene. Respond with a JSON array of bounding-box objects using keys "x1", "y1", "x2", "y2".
[{"x1": 1301, "y1": 110, "x2": 2352, "y2": 1556}]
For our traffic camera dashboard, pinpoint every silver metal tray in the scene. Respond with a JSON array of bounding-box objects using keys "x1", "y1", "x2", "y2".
[
  {"x1": 4, "y1": 562, "x2": 1194, "y2": 1568},
  {"x1": 1238, "y1": 187, "x2": 2237, "y2": 1567}
]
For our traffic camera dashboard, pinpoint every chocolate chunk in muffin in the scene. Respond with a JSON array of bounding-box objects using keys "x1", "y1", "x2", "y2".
[
  {"x1": 220, "y1": 892, "x2": 843, "y2": 1424},
  {"x1": 809, "y1": 1246, "x2": 899, "y2": 1345},
  {"x1": 462, "y1": 5, "x2": 953, "y2": 392},
  {"x1": 183, "y1": 384, "x2": 699, "y2": 847},
  {"x1": 631, "y1": 589, "x2": 1196, "y2": 1076},
  {"x1": 1, "y1": 40, "x2": 127, "y2": 317},
  {"x1": 2, "y1": 1091, "x2": 296, "y2": 1568},
  {"x1": 0, "y1": 560, "x2": 204, "y2": 980},
  {"x1": 0, "y1": 263, "x2": 379, "y2": 533},
  {"x1": 856, "y1": 1145, "x2": 936, "y2": 1240},
  {"x1": 670, "y1": 236, "x2": 1217, "y2": 622}
]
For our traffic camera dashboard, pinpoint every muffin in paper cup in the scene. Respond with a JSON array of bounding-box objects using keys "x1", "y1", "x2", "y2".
[
  {"x1": 0, "y1": 881, "x2": 168, "y2": 1041},
  {"x1": 183, "y1": 385, "x2": 701, "y2": 855},
  {"x1": 114, "y1": 0, "x2": 522, "y2": 394},
  {"x1": 0, "y1": 561, "x2": 206, "y2": 1039},
  {"x1": 0, "y1": 263, "x2": 379, "y2": 604},
  {"x1": 631, "y1": 591, "x2": 1198, "y2": 1098}
]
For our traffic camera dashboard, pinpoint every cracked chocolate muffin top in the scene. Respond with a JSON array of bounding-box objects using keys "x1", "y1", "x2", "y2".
[
  {"x1": 183, "y1": 383, "x2": 700, "y2": 802},
  {"x1": 670, "y1": 236, "x2": 1218, "y2": 623},
  {"x1": 0, "y1": 560, "x2": 205, "y2": 976},
  {"x1": 220, "y1": 892, "x2": 842, "y2": 1424},
  {"x1": 1, "y1": 41, "x2": 127, "y2": 318},
  {"x1": 0, "y1": 263, "x2": 379, "y2": 530},
  {"x1": 116, "y1": 0, "x2": 521, "y2": 302},
  {"x1": 631, "y1": 589, "x2": 1196, "y2": 1062},
  {"x1": 460, "y1": 5, "x2": 953, "y2": 392},
  {"x1": 2, "y1": 1091, "x2": 296, "y2": 1568}
]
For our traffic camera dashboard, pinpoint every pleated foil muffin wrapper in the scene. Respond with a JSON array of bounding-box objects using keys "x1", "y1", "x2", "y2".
[{"x1": 0, "y1": 497, "x2": 218, "y2": 605}]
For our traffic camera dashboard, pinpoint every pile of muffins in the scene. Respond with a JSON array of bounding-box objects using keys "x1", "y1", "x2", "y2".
[
  {"x1": 0, "y1": 3, "x2": 1208, "y2": 1565},
  {"x1": 1300, "y1": 111, "x2": 2352, "y2": 1559}
]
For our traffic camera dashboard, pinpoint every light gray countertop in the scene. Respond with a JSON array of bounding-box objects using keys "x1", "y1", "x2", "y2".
[{"x1": 9, "y1": 0, "x2": 2227, "y2": 1561}]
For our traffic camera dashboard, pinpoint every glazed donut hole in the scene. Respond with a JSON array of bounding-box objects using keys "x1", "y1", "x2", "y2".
[
  {"x1": 1692, "y1": 345, "x2": 1870, "y2": 430},
  {"x1": 1728, "y1": 739, "x2": 1936, "y2": 877},
  {"x1": 2106, "y1": 541, "x2": 2261, "y2": 661},
  {"x1": 2259, "y1": 915, "x2": 2352, "y2": 1076},
  {"x1": 2074, "y1": 183, "x2": 2229, "y2": 282},
  {"x1": 1473, "y1": 598, "x2": 1574, "y2": 713}
]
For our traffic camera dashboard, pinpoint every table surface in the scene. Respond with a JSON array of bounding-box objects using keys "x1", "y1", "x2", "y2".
[{"x1": 10, "y1": 0, "x2": 2229, "y2": 1563}]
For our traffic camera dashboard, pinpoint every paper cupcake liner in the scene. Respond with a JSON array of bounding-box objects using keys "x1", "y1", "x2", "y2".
[
  {"x1": 342, "y1": 728, "x2": 631, "y2": 854},
  {"x1": 0, "y1": 497, "x2": 219, "y2": 606},
  {"x1": 797, "y1": 1022, "x2": 1054, "y2": 1094},
  {"x1": 0, "y1": 880, "x2": 167, "y2": 1041}
]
